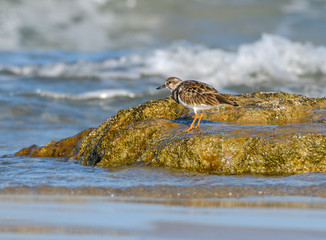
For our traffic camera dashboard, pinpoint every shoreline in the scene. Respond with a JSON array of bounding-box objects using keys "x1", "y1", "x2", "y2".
[
  {"x1": 1, "y1": 184, "x2": 326, "y2": 208},
  {"x1": 1, "y1": 194, "x2": 326, "y2": 240}
]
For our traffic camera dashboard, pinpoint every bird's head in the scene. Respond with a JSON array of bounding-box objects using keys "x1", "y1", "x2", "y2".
[{"x1": 156, "y1": 77, "x2": 183, "y2": 91}]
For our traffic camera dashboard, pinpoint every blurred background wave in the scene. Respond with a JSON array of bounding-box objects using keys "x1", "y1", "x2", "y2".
[{"x1": 1, "y1": 0, "x2": 326, "y2": 51}]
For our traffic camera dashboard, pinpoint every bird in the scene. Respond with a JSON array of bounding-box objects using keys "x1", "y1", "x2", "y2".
[{"x1": 157, "y1": 77, "x2": 238, "y2": 131}]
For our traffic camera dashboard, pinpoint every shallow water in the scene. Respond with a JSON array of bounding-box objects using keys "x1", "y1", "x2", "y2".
[
  {"x1": 1, "y1": 0, "x2": 326, "y2": 239},
  {"x1": 2, "y1": 156, "x2": 326, "y2": 198}
]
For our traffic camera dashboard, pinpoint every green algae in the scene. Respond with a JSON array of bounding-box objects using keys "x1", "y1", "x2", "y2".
[
  {"x1": 15, "y1": 128, "x2": 94, "y2": 158},
  {"x1": 15, "y1": 92, "x2": 326, "y2": 175}
]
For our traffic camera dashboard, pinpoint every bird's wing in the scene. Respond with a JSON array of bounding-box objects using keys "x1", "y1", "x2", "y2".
[{"x1": 179, "y1": 81, "x2": 238, "y2": 106}]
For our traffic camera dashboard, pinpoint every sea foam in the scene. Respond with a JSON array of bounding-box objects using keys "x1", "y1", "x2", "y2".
[
  {"x1": 35, "y1": 89, "x2": 135, "y2": 101},
  {"x1": 144, "y1": 34, "x2": 326, "y2": 88},
  {"x1": 1, "y1": 34, "x2": 326, "y2": 97}
]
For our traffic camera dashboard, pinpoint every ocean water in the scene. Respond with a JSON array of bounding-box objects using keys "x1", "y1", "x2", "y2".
[{"x1": 1, "y1": 0, "x2": 326, "y2": 239}]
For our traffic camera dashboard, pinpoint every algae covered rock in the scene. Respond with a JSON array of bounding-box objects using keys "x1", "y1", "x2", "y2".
[
  {"x1": 15, "y1": 128, "x2": 94, "y2": 158},
  {"x1": 15, "y1": 92, "x2": 326, "y2": 175},
  {"x1": 140, "y1": 131, "x2": 326, "y2": 174}
]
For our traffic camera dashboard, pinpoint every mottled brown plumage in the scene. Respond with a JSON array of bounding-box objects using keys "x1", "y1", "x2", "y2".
[
  {"x1": 175, "y1": 80, "x2": 238, "y2": 107},
  {"x1": 157, "y1": 77, "x2": 238, "y2": 131}
]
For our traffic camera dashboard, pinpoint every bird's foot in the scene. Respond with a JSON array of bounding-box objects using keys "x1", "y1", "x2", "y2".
[
  {"x1": 183, "y1": 126, "x2": 194, "y2": 132},
  {"x1": 183, "y1": 125, "x2": 201, "y2": 132}
]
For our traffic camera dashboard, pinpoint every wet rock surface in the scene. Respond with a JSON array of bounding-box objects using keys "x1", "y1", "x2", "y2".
[
  {"x1": 15, "y1": 128, "x2": 94, "y2": 158},
  {"x1": 15, "y1": 92, "x2": 326, "y2": 175}
]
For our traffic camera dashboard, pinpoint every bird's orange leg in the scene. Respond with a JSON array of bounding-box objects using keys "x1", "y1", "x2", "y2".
[
  {"x1": 195, "y1": 112, "x2": 203, "y2": 129},
  {"x1": 184, "y1": 114, "x2": 198, "y2": 132}
]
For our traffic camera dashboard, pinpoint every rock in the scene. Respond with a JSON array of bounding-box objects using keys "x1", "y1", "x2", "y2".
[
  {"x1": 15, "y1": 92, "x2": 326, "y2": 175},
  {"x1": 15, "y1": 128, "x2": 94, "y2": 158}
]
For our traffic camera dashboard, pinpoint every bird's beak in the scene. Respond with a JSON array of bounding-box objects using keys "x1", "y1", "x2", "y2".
[{"x1": 156, "y1": 84, "x2": 166, "y2": 90}]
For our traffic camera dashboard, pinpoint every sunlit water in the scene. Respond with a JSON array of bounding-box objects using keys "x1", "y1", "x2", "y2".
[
  {"x1": 2, "y1": 156, "x2": 326, "y2": 190},
  {"x1": 1, "y1": 0, "x2": 326, "y2": 239}
]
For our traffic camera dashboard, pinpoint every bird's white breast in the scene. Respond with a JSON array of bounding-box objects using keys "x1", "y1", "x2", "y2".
[{"x1": 178, "y1": 94, "x2": 216, "y2": 114}]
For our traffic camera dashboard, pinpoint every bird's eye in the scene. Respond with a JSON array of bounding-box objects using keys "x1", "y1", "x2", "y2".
[{"x1": 168, "y1": 81, "x2": 171, "y2": 84}]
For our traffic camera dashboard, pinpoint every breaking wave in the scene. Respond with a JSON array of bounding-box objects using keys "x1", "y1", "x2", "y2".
[
  {"x1": 2, "y1": 34, "x2": 326, "y2": 97},
  {"x1": 144, "y1": 34, "x2": 326, "y2": 96}
]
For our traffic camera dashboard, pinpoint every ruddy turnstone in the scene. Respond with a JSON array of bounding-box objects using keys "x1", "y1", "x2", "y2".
[{"x1": 157, "y1": 77, "x2": 238, "y2": 131}]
